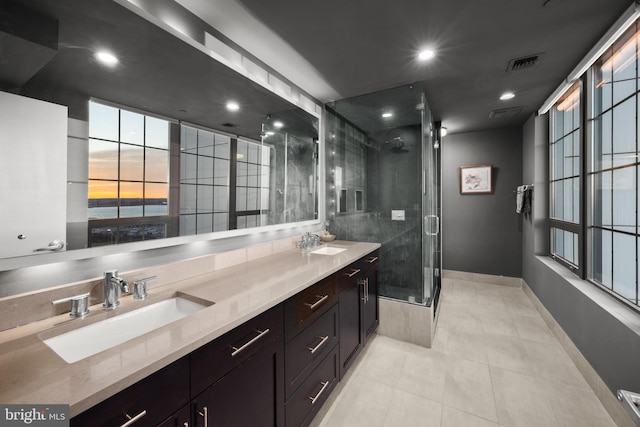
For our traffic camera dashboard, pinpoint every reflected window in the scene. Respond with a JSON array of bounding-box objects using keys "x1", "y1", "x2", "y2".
[
  {"x1": 179, "y1": 125, "x2": 231, "y2": 235},
  {"x1": 88, "y1": 101, "x2": 170, "y2": 246},
  {"x1": 236, "y1": 139, "x2": 271, "y2": 229}
]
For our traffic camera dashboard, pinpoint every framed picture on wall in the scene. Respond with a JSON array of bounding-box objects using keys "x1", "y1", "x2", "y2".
[{"x1": 460, "y1": 164, "x2": 493, "y2": 194}]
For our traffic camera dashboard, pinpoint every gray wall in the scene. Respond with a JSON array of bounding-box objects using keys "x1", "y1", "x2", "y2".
[
  {"x1": 522, "y1": 114, "x2": 640, "y2": 395},
  {"x1": 442, "y1": 127, "x2": 523, "y2": 277}
]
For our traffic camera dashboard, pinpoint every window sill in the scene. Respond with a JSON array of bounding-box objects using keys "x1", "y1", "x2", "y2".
[{"x1": 536, "y1": 255, "x2": 640, "y2": 337}]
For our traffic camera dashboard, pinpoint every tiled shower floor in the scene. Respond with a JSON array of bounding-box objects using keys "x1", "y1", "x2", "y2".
[{"x1": 311, "y1": 277, "x2": 617, "y2": 427}]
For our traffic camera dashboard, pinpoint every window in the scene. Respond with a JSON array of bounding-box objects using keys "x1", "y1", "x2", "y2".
[
  {"x1": 550, "y1": 84, "x2": 582, "y2": 270},
  {"x1": 588, "y1": 24, "x2": 640, "y2": 306},
  {"x1": 548, "y1": 21, "x2": 640, "y2": 308},
  {"x1": 235, "y1": 139, "x2": 271, "y2": 229},
  {"x1": 88, "y1": 101, "x2": 170, "y2": 245},
  {"x1": 180, "y1": 125, "x2": 231, "y2": 235}
]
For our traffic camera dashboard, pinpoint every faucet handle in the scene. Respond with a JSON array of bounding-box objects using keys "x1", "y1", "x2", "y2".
[
  {"x1": 133, "y1": 276, "x2": 156, "y2": 300},
  {"x1": 52, "y1": 292, "x2": 90, "y2": 318}
]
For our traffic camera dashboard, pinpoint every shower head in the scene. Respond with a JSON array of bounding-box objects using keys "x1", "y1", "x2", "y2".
[
  {"x1": 386, "y1": 136, "x2": 404, "y2": 149},
  {"x1": 385, "y1": 136, "x2": 408, "y2": 153}
]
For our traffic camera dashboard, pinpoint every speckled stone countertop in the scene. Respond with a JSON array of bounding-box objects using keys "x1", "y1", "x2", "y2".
[{"x1": 0, "y1": 241, "x2": 379, "y2": 417}]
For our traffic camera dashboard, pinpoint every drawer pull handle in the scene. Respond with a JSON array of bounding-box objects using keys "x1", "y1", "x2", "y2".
[
  {"x1": 308, "y1": 381, "x2": 330, "y2": 405},
  {"x1": 366, "y1": 256, "x2": 378, "y2": 263},
  {"x1": 307, "y1": 335, "x2": 329, "y2": 354},
  {"x1": 345, "y1": 268, "x2": 361, "y2": 278},
  {"x1": 120, "y1": 410, "x2": 146, "y2": 427},
  {"x1": 231, "y1": 328, "x2": 270, "y2": 357},
  {"x1": 304, "y1": 294, "x2": 329, "y2": 310},
  {"x1": 198, "y1": 406, "x2": 208, "y2": 427}
]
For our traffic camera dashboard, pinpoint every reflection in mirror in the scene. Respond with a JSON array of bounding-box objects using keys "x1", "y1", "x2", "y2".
[
  {"x1": 84, "y1": 100, "x2": 318, "y2": 248},
  {"x1": 0, "y1": 0, "x2": 320, "y2": 260}
]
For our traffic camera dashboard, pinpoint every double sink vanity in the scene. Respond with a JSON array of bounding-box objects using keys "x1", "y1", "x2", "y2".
[{"x1": 0, "y1": 240, "x2": 380, "y2": 427}]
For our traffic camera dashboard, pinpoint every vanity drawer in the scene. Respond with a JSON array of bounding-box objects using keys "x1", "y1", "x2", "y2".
[
  {"x1": 190, "y1": 303, "x2": 284, "y2": 397},
  {"x1": 362, "y1": 250, "x2": 380, "y2": 270},
  {"x1": 285, "y1": 345, "x2": 339, "y2": 427},
  {"x1": 285, "y1": 303, "x2": 339, "y2": 399},
  {"x1": 284, "y1": 275, "x2": 338, "y2": 342}
]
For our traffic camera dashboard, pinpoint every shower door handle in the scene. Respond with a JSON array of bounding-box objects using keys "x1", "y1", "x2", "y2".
[{"x1": 424, "y1": 215, "x2": 439, "y2": 236}]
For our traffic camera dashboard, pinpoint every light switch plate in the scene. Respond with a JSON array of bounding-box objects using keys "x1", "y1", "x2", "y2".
[{"x1": 392, "y1": 210, "x2": 405, "y2": 221}]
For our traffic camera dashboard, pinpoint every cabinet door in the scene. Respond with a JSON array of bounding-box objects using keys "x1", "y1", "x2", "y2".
[
  {"x1": 193, "y1": 336, "x2": 285, "y2": 427},
  {"x1": 338, "y1": 265, "x2": 363, "y2": 379},
  {"x1": 362, "y1": 261, "x2": 379, "y2": 342},
  {"x1": 190, "y1": 304, "x2": 283, "y2": 397},
  {"x1": 0, "y1": 91, "x2": 67, "y2": 258},
  {"x1": 71, "y1": 357, "x2": 189, "y2": 427},
  {"x1": 158, "y1": 405, "x2": 190, "y2": 427}
]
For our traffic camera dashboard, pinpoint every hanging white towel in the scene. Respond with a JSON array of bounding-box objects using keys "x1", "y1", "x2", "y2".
[{"x1": 516, "y1": 185, "x2": 530, "y2": 213}]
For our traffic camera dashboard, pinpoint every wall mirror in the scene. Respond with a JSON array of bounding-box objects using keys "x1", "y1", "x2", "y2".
[{"x1": 0, "y1": 0, "x2": 319, "y2": 269}]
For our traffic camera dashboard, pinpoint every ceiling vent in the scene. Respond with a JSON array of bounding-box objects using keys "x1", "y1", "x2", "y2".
[
  {"x1": 506, "y1": 53, "x2": 544, "y2": 72},
  {"x1": 489, "y1": 106, "x2": 524, "y2": 119},
  {"x1": 221, "y1": 122, "x2": 237, "y2": 128}
]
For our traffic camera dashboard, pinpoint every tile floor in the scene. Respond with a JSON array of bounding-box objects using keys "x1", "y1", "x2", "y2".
[{"x1": 311, "y1": 277, "x2": 617, "y2": 427}]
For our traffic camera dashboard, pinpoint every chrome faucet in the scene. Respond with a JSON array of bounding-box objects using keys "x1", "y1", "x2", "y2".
[{"x1": 103, "y1": 270, "x2": 129, "y2": 310}]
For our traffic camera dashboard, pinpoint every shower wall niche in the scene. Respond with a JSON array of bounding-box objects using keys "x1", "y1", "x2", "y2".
[{"x1": 325, "y1": 84, "x2": 440, "y2": 306}]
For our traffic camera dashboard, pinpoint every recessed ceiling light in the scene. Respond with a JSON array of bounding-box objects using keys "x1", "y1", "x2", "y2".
[
  {"x1": 382, "y1": 112, "x2": 393, "y2": 118},
  {"x1": 94, "y1": 51, "x2": 118, "y2": 66},
  {"x1": 418, "y1": 49, "x2": 435, "y2": 61},
  {"x1": 226, "y1": 101, "x2": 240, "y2": 112},
  {"x1": 500, "y1": 92, "x2": 516, "y2": 100},
  {"x1": 273, "y1": 121, "x2": 284, "y2": 129}
]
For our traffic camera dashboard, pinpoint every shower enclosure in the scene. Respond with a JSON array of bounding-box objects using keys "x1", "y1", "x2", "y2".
[{"x1": 325, "y1": 83, "x2": 441, "y2": 313}]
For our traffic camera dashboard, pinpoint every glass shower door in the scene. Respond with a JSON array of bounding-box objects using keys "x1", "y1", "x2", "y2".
[{"x1": 422, "y1": 95, "x2": 442, "y2": 308}]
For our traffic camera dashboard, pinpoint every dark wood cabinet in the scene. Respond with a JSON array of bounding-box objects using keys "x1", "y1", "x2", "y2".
[
  {"x1": 190, "y1": 304, "x2": 285, "y2": 427},
  {"x1": 158, "y1": 405, "x2": 190, "y2": 427},
  {"x1": 338, "y1": 264, "x2": 364, "y2": 379},
  {"x1": 284, "y1": 281, "x2": 341, "y2": 427},
  {"x1": 71, "y1": 357, "x2": 190, "y2": 427},
  {"x1": 285, "y1": 345, "x2": 339, "y2": 427},
  {"x1": 192, "y1": 335, "x2": 284, "y2": 427},
  {"x1": 362, "y1": 252, "x2": 380, "y2": 341},
  {"x1": 285, "y1": 303, "x2": 339, "y2": 399},
  {"x1": 284, "y1": 275, "x2": 339, "y2": 342},
  {"x1": 71, "y1": 248, "x2": 379, "y2": 427},
  {"x1": 190, "y1": 304, "x2": 284, "y2": 397},
  {"x1": 338, "y1": 251, "x2": 379, "y2": 379}
]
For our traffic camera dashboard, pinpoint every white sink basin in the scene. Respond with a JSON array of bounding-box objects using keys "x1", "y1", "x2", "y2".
[
  {"x1": 310, "y1": 246, "x2": 347, "y2": 256},
  {"x1": 43, "y1": 297, "x2": 210, "y2": 363}
]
